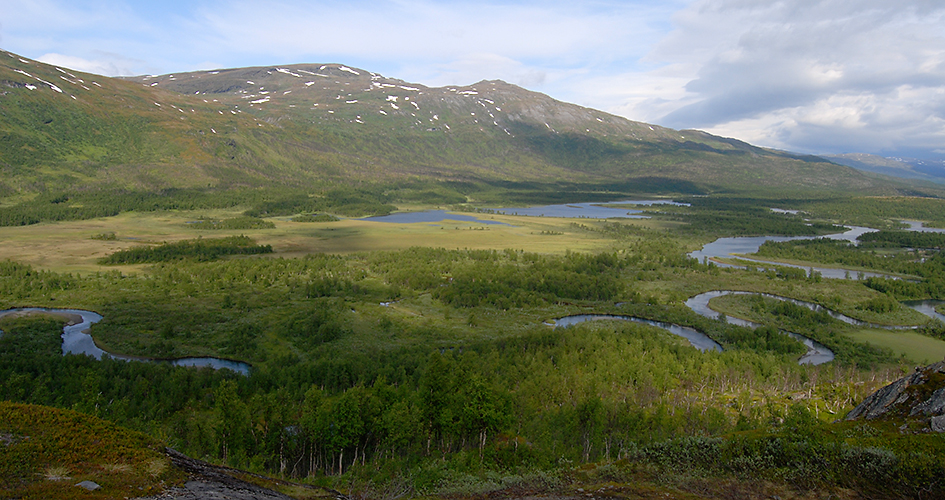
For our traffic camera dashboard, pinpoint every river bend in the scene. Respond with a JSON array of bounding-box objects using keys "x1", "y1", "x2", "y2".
[{"x1": 0, "y1": 308, "x2": 251, "y2": 375}]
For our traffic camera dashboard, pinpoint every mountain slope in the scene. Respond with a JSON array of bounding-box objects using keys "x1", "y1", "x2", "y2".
[
  {"x1": 823, "y1": 153, "x2": 945, "y2": 184},
  {"x1": 0, "y1": 401, "x2": 338, "y2": 500},
  {"x1": 0, "y1": 49, "x2": 907, "y2": 196},
  {"x1": 0, "y1": 401, "x2": 180, "y2": 499}
]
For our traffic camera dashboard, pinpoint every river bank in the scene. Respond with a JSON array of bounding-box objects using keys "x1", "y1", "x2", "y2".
[{"x1": 0, "y1": 308, "x2": 251, "y2": 375}]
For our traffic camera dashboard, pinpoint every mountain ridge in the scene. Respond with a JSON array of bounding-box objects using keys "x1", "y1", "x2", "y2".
[
  {"x1": 823, "y1": 153, "x2": 945, "y2": 185},
  {"x1": 0, "y1": 49, "x2": 918, "y2": 197}
]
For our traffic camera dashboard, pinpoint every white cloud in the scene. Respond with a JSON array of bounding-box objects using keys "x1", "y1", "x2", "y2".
[
  {"x1": 610, "y1": 0, "x2": 945, "y2": 157},
  {"x1": 3, "y1": 0, "x2": 944, "y2": 158},
  {"x1": 37, "y1": 52, "x2": 138, "y2": 77}
]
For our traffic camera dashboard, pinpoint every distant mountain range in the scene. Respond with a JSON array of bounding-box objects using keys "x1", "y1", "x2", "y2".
[
  {"x1": 0, "y1": 49, "x2": 928, "y2": 197},
  {"x1": 821, "y1": 153, "x2": 945, "y2": 185}
]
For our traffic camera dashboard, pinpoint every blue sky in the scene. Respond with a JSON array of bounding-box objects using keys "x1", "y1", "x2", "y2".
[{"x1": 3, "y1": 0, "x2": 944, "y2": 160}]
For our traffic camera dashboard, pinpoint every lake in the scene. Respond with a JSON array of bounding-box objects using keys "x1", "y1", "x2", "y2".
[
  {"x1": 361, "y1": 210, "x2": 511, "y2": 225},
  {"x1": 490, "y1": 200, "x2": 684, "y2": 219},
  {"x1": 360, "y1": 200, "x2": 686, "y2": 224}
]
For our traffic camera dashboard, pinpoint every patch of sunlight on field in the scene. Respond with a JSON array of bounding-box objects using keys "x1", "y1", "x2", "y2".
[
  {"x1": 847, "y1": 328, "x2": 945, "y2": 364},
  {"x1": 0, "y1": 209, "x2": 652, "y2": 273},
  {"x1": 268, "y1": 214, "x2": 616, "y2": 256}
]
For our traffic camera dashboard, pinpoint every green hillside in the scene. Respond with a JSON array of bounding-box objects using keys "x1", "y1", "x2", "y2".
[
  {"x1": 0, "y1": 49, "x2": 911, "y2": 198},
  {"x1": 0, "y1": 400, "x2": 180, "y2": 499}
]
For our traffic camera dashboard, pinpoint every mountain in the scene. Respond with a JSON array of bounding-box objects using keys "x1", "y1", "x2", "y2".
[
  {"x1": 0, "y1": 49, "x2": 910, "y2": 197},
  {"x1": 822, "y1": 153, "x2": 945, "y2": 185}
]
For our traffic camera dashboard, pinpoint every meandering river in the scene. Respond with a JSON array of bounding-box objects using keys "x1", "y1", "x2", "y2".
[
  {"x1": 6, "y1": 202, "x2": 942, "y2": 372},
  {"x1": 552, "y1": 314, "x2": 722, "y2": 352},
  {"x1": 0, "y1": 308, "x2": 251, "y2": 375},
  {"x1": 684, "y1": 291, "x2": 836, "y2": 365},
  {"x1": 687, "y1": 226, "x2": 900, "y2": 280},
  {"x1": 552, "y1": 289, "x2": 944, "y2": 366}
]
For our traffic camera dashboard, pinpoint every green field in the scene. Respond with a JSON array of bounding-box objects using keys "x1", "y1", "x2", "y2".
[
  {"x1": 0, "y1": 208, "x2": 671, "y2": 274},
  {"x1": 3, "y1": 193, "x2": 945, "y2": 499},
  {"x1": 7, "y1": 49, "x2": 945, "y2": 499},
  {"x1": 846, "y1": 328, "x2": 945, "y2": 364}
]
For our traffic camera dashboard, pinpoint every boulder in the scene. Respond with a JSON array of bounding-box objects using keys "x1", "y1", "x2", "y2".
[
  {"x1": 76, "y1": 480, "x2": 101, "y2": 491},
  {"x1": 931, "y1": 415, "x2": 945, "y2": 433},
  {"x1": 846, "y1": 361, "x2": 945, "y2": 423}
]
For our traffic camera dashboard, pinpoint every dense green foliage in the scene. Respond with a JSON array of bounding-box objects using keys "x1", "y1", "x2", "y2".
[
  {"x1": 0, "y1": 186, "x2": 398, "y2": 227},
  {"x1": 99, "y1": 236, "x2": 273, "y2": 264},
  {"x1": 862, "y1": 251, "x2": 945, "y2": 299},
  {"x1": 721, "y1": 294, "x2": 897, "y2": 366},
  {"x1": 664, "y1": 198, "x2": 847, "y2": 236},
  {"x1": 0, "y1": 400, "x2": 180, "y2": 500},
  {"x1": 756, "y1": 238, "x2": 924, "y2": 275},
  {"x1": 293, "y1": 213, "x2": 340, "y2": 222},
  {"x1": 186, "y1": 216, "x2": 277, "y2": 230},
  {"x1": 633, "y1": 410, "x2": 945, "y2": 498},
  {"x1": 859, "y1": 230, "x2": 945, "y2": 249},
  {"x1": 430, "y1": 252, "x2": 624, "y2": 308},
  {"x1": 0, "y1": 311, "x2": 847, "y2": 482},
  {"x1": 803, "y1": 197, "x2": 945, "y2": 228},
  {"x1": 4, "y1": 191, "x2": 945, "y2": 497},
  {"x1": 0, "y1": 231, "x2": 921, "y2": 491}
]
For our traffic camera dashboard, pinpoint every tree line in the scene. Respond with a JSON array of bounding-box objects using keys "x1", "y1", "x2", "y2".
[{"x1": 99, "y1": 236, "x2": 272, "y2": 264}]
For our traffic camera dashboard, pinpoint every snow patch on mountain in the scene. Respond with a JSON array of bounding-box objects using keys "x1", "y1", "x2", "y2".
[{"x1": 277, "y1": 68, "x2": 302, "y2": 77}]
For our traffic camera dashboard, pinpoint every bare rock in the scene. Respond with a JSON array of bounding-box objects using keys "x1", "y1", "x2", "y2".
[
  {"x1": 76, "y1": 480, "x2": 101, "y2": 491},
  {"x1": 910, "y1": 387, "x2": 945, "y2": 416},
  {"x1": 136, "y1": 448, "x2": 342, "y2": 500},
  {"x1": 931, "y1": 415, "x2": 945, "y2": 433},
  {"x1": 846, "y1": 361, "x2": 945, "y2": 422}
]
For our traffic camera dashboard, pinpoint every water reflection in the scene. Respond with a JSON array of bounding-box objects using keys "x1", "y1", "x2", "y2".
[
  {"x1": 902, "y1": 300, "x2": 945, "y2": 323},
  {"x1": 684, "y1": 291, "x2": 836, "y2": 365},
  {"x1": 552, "y1": 314, "x2": 722, "y2": 352},
  {"x1": 901, "y1": 221, "x2": 945, "y2": 233},
  {"x1": 0, "y1": 308, "x2": 251, "y2": 375},
  {"x1": 492, "y1": 200, "x2": 682, "y2": 219},
  {"x1": 361, "y1": 200, "x2": 686, "y2": 224},
  {"x1": 362, "y1": 210, "x2": 510, "y2": 225},
  {"x1": 688, "y1": 226, "x2": 896, "y2": 280}
]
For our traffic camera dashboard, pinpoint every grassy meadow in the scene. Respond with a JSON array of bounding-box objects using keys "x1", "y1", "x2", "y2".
[
  {"x1": 0, "y1": 208, "x2": 673, "y2": 274},
  {"x1": 846, "y1": 328, "x2": 945, "y2": 364},
  {"x1": 3, "y1": 194, "x2": 945, "y2": 498}
]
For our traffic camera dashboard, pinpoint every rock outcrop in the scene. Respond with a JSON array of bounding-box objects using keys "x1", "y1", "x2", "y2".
[
  {"x1": 846, "y1": 360, "x2": 945, "y2": 432},
  {"x1": 139, "y1": 448, "x2": 344, "y2": 500}
]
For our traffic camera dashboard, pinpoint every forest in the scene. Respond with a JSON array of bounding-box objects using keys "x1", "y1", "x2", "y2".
[{"x1": 3, "y1": 191, "x2": 945, "y2": 498}]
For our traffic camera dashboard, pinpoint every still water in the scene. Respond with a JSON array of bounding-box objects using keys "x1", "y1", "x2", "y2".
[
  {"x1": 689, "y1": 226, "x2": 898, "y2": 280},
  {"x1": 684, "y1": 292, "x2": 835, "y2": 365},
  {"x1": 491, "y1": 200, "x2": 684, "y2": 219},
  {"x1": 552, "y1": 314, "x2": 722, "y2": 352},
  {"x1": 361, "y1": 210, "x2": 510, "y2": 225},
  {"x1": 0, "y1": 308, "x2": 251, "y2": 375},
  {"x1": 361, "y1": 200, "x2": 686, "y2": 224}
]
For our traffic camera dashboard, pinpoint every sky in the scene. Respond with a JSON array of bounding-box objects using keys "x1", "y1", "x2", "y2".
[{"x1": 2, "y1": 0, "x2": 944, "y2": 160}]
